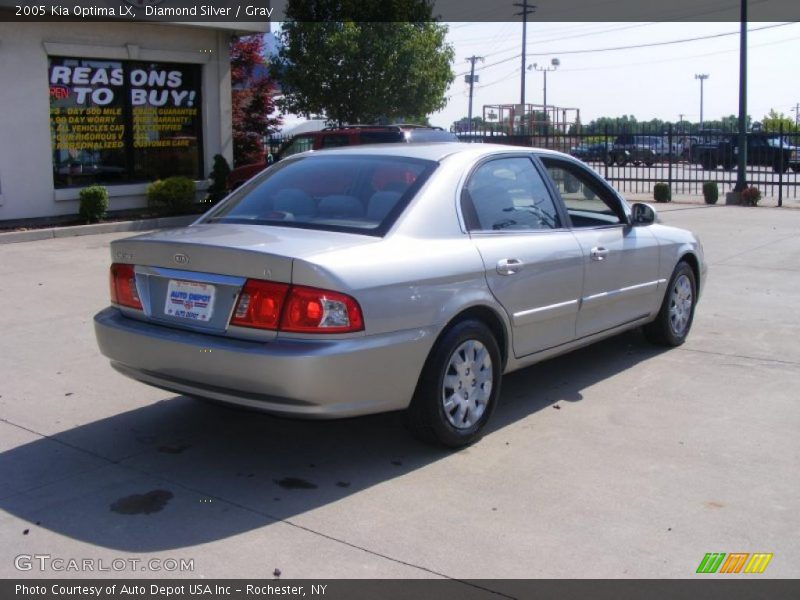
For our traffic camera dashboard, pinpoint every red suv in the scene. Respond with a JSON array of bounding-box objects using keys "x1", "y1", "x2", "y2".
[{"x1": 228, "y1": 124, "x2": 457, "y2": 190}]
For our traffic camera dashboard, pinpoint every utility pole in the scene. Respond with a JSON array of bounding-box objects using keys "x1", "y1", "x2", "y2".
[
  {"x1": 734, "y1": 0, "x2": 747, "y2": 192},
  {"x1": 695, "y1": 74, "x2": 709, "y2": 130},
  {"x1": 792, "y1": 103, "x2": 799, "y2": 129},
  {"x1": 465, "y1": 55, "x2": 484, "y2": 133},
  {"x1": 513, "y1": 0, "x2": 536, "y2": 128}
]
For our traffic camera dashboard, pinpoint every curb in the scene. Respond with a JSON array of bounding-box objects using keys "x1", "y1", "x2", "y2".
[{"x1": 0, "y1": 215, "x2": 197, "y2": 245}]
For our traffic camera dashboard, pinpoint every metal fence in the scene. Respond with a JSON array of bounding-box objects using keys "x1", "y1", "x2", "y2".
[{"x1": 455, "y1": 124, "x2": 800, "y2": 204}]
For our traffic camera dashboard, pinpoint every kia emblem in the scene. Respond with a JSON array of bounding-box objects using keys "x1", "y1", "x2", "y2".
[{"x1": 174, "y1": 253, "x2": 189, "y2": 264}]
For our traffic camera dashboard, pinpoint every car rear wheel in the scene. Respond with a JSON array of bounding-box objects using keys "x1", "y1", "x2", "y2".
[
  {"x1": 406, "y1": 320, "x2": 501, "y2": 447},
  {"x1": 643, "y1": 261, "x2": 696, "y2": 347},
  {"x1": 772, "y1": 159, "x2": 789, "y2": 173}
]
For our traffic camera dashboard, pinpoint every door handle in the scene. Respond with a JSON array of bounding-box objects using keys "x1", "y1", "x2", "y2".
[
  {"x1": 497, "y1": 258, "x2": 524, "y2": 275},
  {"x1": 590, "y1": 247, "x2": 609, "y2": 261}
]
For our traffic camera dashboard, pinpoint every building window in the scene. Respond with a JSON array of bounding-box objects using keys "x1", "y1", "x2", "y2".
[{"x1": 49, "y1": 56, "x2": 203, "y2": 189}]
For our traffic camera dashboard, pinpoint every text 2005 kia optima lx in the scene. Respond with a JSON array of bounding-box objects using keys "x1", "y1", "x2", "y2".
[{"x1": 95, "y1": 143, "x2": 706, "y2": 447}]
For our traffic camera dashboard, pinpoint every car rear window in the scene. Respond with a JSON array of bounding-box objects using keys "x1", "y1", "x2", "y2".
[
  {"x1": 359, "y1": 131, "x2": 405, "y2": 144},
  {"x1": 202, "y1": 155, "x2": 437, "y2": 235}
]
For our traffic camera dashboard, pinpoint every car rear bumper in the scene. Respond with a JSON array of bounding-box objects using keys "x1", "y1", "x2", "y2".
[{"x1": 94, "y1": 307, "x2": 435, "y2": 418}]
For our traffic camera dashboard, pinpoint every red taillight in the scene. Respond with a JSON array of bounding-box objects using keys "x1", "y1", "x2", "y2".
[
  {"x1": 229, "y1": 279, "x2": 364, "y2": 333},
  {"x1": 230, "y1": 280, "x2": 290, "y2": 330},
  {"x1": 109, "y1": 263, "x2": 142, "y2": 309},
  {"x1": 280, "y1": 285, "x2": 364, "y2": 333}
]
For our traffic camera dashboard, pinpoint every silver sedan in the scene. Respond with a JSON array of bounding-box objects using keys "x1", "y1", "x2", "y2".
[{"x1": 94, "y1": 143, "x2": 706, "y2": 447}]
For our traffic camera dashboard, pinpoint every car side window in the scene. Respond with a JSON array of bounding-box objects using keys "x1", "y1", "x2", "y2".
[
  {"x1": 320, "y1": 134, "x2": 350, "y2": 149},
  {"x1": 462, "y1": 157, "x2": 561, "y2": 232},
  {"x1": 540, "y1": 157, "x2": 627, "y2": 228},
  {"x1": 281, "y1": 136, "x2": 315, "y2": 158}
]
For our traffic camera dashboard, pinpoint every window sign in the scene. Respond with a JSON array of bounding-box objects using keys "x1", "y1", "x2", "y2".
[{"x1": 48, "y1": 57, "x2": 203, "y2": 188}]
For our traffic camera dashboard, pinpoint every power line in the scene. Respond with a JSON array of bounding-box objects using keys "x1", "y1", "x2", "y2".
[
  {"x1": 525, "y1": 22, "x2": 794, "y2": 57},
  {"x1": 453, "y1": 22, "x2": 796, "y2": 78},
  {"x1": 555, "y1": 34, "x2": 800, "y2": 73}
]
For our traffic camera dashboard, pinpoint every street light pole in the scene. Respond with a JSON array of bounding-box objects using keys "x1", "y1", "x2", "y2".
[
  {"x1": 695, "y1": 73, "x2": 709, "y2": 130},
  {"x1": 529, "y1": 58, "x2": 559, "y2": 129}
]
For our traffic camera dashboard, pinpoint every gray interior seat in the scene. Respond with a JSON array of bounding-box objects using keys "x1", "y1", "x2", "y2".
[
  {"x1": 318, "y1": 195, "x2": 364, "y2": 219},
  {"x1": 367, "y1": 191, "x2": 402, "y2": 222},
  {"x1": 273, "y1": 188, "x2": 316, "y2": 217}
]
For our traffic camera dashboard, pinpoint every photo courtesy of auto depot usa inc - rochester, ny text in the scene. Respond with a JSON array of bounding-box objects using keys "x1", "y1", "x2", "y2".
[{"x1": 14, "y1": 583, "x2": 328, "y2": 597}]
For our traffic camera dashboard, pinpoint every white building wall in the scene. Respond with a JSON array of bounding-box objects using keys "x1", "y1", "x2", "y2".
[{"x1": 0, "y1": 21, "x2": 242, "y2": 221}]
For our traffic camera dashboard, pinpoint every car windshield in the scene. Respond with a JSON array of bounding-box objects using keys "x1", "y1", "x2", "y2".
[{"x1": 203, "y1": 154, "x2": 437, "y2": 235}]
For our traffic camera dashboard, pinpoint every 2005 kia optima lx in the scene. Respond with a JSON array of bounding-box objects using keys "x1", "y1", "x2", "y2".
[{"x1": 94, "y1": 143, "x2": 706, "y2": 447}]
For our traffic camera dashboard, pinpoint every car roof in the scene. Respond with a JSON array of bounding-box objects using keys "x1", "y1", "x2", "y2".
[{"x1": 292, "y1": 142, "x2": 568, "y2": 162}]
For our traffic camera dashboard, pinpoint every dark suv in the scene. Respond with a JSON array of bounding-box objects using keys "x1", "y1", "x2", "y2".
[
  {"x1": 228, "y1": 125, "x2": 457, "y2": 190},
  {"x1": 611, "y1": 134, "x2": 656, "y2": 167}
]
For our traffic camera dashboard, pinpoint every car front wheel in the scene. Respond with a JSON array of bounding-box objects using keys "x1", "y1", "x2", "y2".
[
  {"x1": 643, "y1": 261, "x2": 697, "y2": 347},
  {"x1": 406, "y1": 320, "x2": 502, "y2": 447}
]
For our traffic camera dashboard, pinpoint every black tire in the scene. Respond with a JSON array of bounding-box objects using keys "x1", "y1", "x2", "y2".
[
  {"x1": 564, "y1": 173, "x2": 580, "y2": 194},
  {"x1": 406, "y1": 320, "x2": 502, "y2": 447},
  {"x1": 772, "y1": 160, "x2": 788, "y2": 173},
  {"x1": 701, "y1": 155, "x2": 716, "y2": 170},
  {"x1": 643, "y1": 261, "x2": 697, "y2": 347},
  {"x1": 603, "y1": 153, "x2": 614, "y2": 166},
  {"x1": 791, "y1": 165, "x2": 800, "y2": 173}
]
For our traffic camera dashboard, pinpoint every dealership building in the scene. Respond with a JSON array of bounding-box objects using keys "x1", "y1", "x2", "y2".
[{"x1": 0, "y1": 14, "x2": 267, "y2": 221}]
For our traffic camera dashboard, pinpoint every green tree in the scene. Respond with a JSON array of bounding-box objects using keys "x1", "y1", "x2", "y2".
[
  {"x1": 701, "y1": 114, "x2": 751, "y2": 132},
  {"x1": 760, "y1": 109, "x2": 796, "y2": 133},
  {"x1": 272, "y1": 1, "x2": 454, "y2": 124}
]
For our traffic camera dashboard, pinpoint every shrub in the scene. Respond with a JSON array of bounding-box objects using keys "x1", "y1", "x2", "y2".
[
  {"x1": 741, "y1": 185, "x2": 762, "y2": 206},
  {"x1": 206, "y1": 154, "x2": 231, "y2": 205},
  {"x1": 702, "y1": 181, "x2": 719, "y2": 205},
  {"x1": 653, "y1": 182, "x2": 671, "y2": 203},
  {"x1": 78, "y1": 185, "x2": 108, "y2": 223},
  {"x1": 147, "y1": 176, "x2": 196, "y2": 215}
]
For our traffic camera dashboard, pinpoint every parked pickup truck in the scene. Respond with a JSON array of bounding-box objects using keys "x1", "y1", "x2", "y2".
[{"x1": 692, "y1": 133, "x2": 800, "y2": 173}]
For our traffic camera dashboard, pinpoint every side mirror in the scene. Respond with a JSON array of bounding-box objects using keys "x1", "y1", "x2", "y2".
[{"x1": 631, "y1": 202, "x2": 657, "y2": 226}]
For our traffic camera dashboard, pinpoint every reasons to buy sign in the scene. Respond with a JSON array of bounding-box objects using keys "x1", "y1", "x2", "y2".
[{"x1": 48, "y1": 57, "x2": 202, "y2": 186}]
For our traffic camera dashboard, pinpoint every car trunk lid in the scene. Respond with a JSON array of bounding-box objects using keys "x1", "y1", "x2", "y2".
[{"x1": 110, "y1": 223, "x2": 378, "y2": 336}]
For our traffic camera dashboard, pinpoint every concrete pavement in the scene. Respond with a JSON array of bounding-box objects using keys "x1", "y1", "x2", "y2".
[{"x1": 0, "y1": 206, "x2": 798, "y2": 580}]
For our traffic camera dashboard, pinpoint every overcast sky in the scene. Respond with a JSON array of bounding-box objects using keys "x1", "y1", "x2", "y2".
[{"x1": 428, "y1": 21, "x2": 800, "y2": 128}]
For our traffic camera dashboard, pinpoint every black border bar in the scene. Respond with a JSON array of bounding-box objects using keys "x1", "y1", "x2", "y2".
[{"x1": 2, "y1": 0, "x2": 800, "y2": 23}]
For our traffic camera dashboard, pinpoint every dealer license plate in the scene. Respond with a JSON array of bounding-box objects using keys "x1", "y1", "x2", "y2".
[{"x1": 164, "y1": 280, "x2": 215, "y2": 322}]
